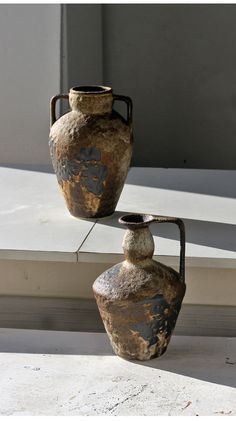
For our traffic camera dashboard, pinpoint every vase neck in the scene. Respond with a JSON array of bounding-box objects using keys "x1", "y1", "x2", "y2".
[
  {"x1": 119, "y1": 213, "x2": 155, "y2": 264},
  {"x1": 69, "y1": 85, "x2": 113, "y2": 115},
  {"x1": 122, "y1": 227, "x2": 154, "y2": 264}
]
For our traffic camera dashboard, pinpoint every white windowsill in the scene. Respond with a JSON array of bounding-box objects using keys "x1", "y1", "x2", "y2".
[{"x1": 0, "y1": 166, "x2": 236, "y2": 269}]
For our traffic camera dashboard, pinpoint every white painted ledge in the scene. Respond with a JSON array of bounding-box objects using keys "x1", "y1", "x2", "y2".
[
  {"x1": 1, "y1": 166, "x2": 236, "y2": 268},
  {"x1": 0, "y1": 167, "x2": 94, "y2": 262},
  {"x1": 0, "y1": 330, "x2": 235, "y2": 416}
]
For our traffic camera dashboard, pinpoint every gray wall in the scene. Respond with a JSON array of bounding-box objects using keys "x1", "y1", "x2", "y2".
[
  {"x1": 65, "y1": 4, "x2": 236, "y2": 169},
  {"x1": 0, "y1": 5, "x2": 60, "y2": 166}
]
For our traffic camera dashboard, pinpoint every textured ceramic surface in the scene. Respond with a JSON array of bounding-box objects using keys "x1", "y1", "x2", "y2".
[
  {"x1": 93, "y1": 214, "x2": 186, "y2": 360},
  {"x1": 49, "y1": 86, "x2": 133, "y2": 219}
]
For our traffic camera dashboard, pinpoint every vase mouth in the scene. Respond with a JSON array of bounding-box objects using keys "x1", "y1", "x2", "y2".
[
  {"x1": 119, "y1": 213, "x2": 154, "y2": 229},
  {"x1": 70, "y1": 85, "x2": 112, "y2": 95}
]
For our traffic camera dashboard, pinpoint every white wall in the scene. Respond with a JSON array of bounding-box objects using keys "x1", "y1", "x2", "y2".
[{"x1": 0, "y1": 5, "x2": 61, "y2": 166}]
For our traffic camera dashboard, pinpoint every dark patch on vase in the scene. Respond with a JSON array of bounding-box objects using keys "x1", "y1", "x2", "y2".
[
  {"x1": 132, "y1": 294, "x2": 182, "y2": 348},
  {"x1": 48, "y1": 144, "x2": 107, "y2": 194},
  {"x1": 80, "y1": 163, "x2": 107, "y2": 195},
  {"x1": 76, "y1": 147, "x2": 101, "y2": 162},
  {"x1": 132, "y1": 322, "x2": 157, "y2": 346},
  {"x1": 54, "y1": 157, "x2": 79, "y2": 185},
  {"x1": 49, "y1": 139, "x2": 64, "y2": 186}
]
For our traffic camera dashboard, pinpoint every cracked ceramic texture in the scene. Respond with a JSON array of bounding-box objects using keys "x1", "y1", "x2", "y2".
[
  {"x1": 93, "y1": 217, "x2": 186, "y2": 361},
  {"x1": 49, "y1": 87, "x2": 133, "y2": 219}
]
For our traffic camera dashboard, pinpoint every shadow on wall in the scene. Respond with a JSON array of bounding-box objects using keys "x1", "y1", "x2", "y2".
[
  {"x1": 126, "y1": 168, "x2": 236, "y2": 199},
  {"x1": 130, "y1": 336, "x2": 236, "y2": 389},
  {"x1": 0, "y1": 164, "x2": 54, "y2": 173}
]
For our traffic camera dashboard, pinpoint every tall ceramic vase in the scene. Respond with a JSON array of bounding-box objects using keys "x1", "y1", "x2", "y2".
[
  {"x1": 93, "y1": 213, "x2": 186, "y2": 360},
  {"x1": 49, "y1": 86, "x2": 133, "y2": 218}
]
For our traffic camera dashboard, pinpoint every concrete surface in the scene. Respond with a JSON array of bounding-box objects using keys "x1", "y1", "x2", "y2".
[
  {"x1": 2, "y1": 166, "x2": 236, "y2": 269},
  {"x1": 0, "y1": 167, "x2": 95, "y2": 262},
  {"x1": 0, "y1": 330, "x2": 235, "y2": 416}
]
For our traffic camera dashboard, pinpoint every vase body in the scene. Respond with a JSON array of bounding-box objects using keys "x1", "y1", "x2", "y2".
[
  {"x1": 93, "y1": 214, "x2": 186, "y2": 360},
  {"x1": 49, "y1": 86, "x2": 133, "y2": 218}
]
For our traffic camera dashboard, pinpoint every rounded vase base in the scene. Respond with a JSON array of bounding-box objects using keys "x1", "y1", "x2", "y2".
[
  {"x1": 113, "y1": 346, "x2": 168, "y2": 361},
  {"x1": 67, "y1": 209, "x2": 115, "y2": 221}
]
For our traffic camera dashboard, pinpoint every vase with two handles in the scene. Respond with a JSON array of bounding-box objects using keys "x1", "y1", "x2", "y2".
[{"x1": 49, "y1": 85, "x2": 133, "y2": 219}]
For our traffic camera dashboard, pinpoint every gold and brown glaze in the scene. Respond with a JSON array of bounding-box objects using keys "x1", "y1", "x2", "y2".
[
  {"x1": 93, "y1": 214, "x2": 186, "y2": 361},
  {"x1": 49, "y1": 86, "x2": 133, "y2": 218}
]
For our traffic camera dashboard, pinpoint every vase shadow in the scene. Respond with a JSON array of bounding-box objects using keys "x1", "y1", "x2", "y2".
[
  {"x1": 97, "y1": 210, "x2": 236, "y2": 253},
  {"x1": 126, "y1": 335, "x2": 236, "y2": 389}
]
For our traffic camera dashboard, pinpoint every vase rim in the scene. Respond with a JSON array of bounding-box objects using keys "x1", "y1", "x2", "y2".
[
  {"x1": 70, "y1": 85, "x2": 112, "y2": 95},
  {"x1": 119, "y1": 213, "x2": 154, "y2": 229}
]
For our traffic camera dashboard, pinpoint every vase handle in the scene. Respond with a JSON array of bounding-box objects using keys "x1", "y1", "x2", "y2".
[
  {"x1": 151, "y1": 216, "x2": 185, "y2": 284},
  {"x1": 50, "y1": 94, "x2": 69, "y2": 127},
  {"x1": 113, "y1": 94, "x2": 133, "y2": 126}
]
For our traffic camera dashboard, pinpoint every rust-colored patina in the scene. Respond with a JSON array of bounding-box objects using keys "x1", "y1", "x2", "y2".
[
  {"x1": 93, "y1": 214, "x2": 186, "y2": 360},
  {"x1": 49, "y1": 86, "x2": 133, "y2": 218}
]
